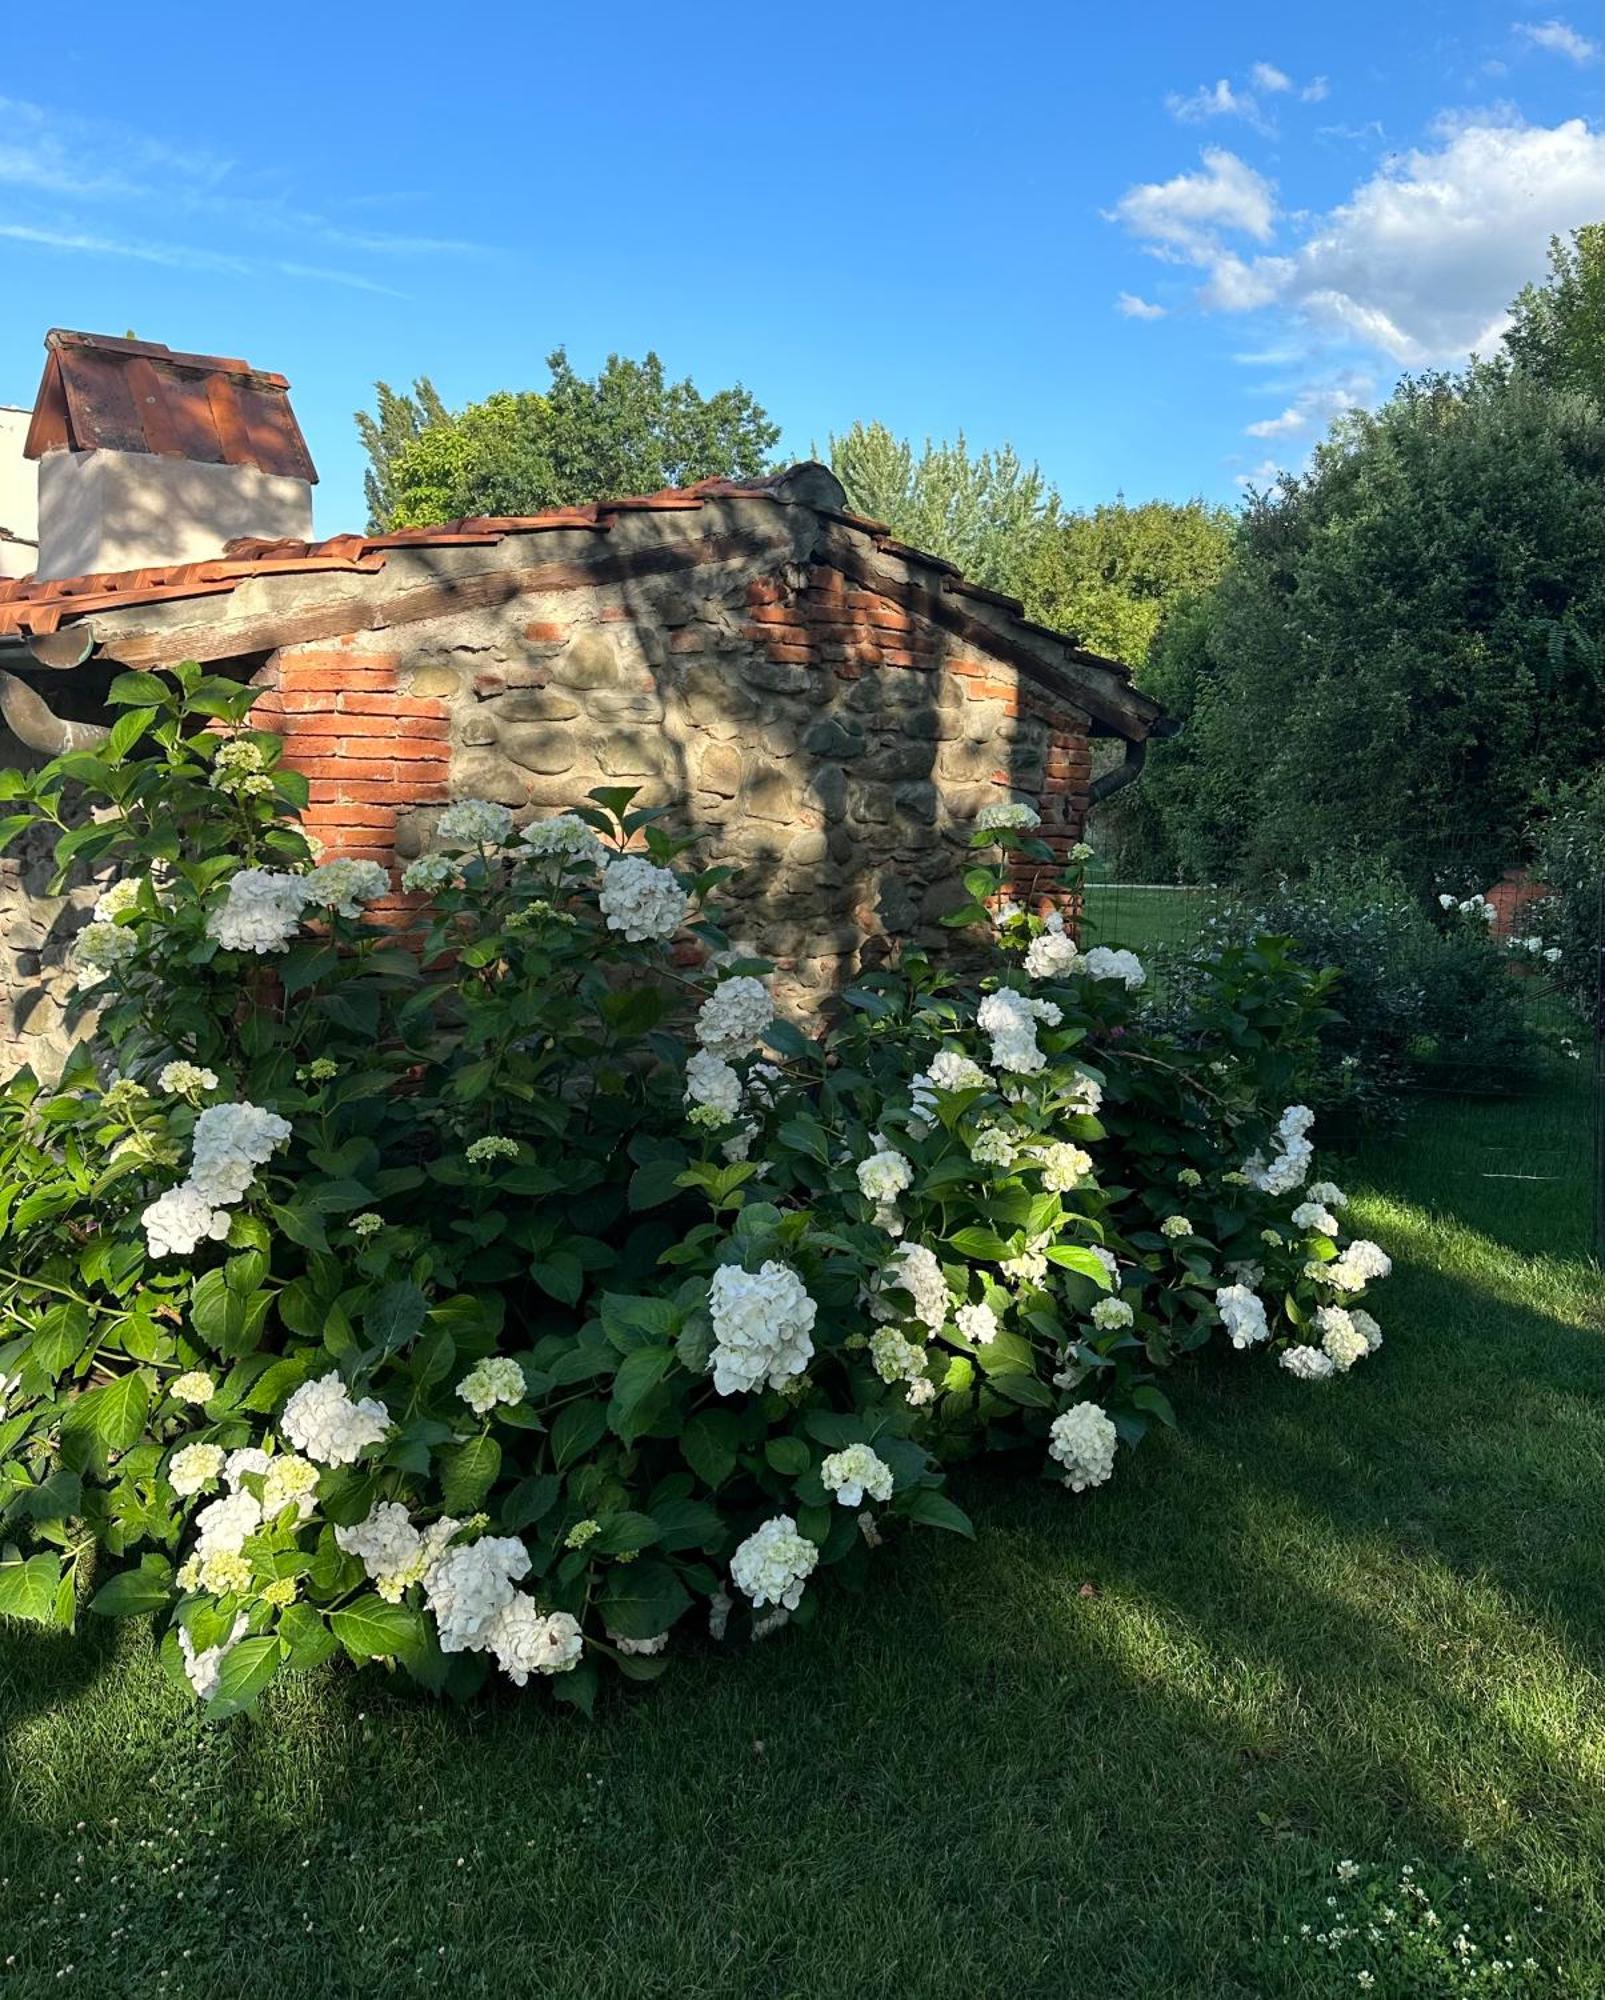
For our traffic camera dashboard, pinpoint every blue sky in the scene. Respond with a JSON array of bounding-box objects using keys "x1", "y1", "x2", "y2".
[{"x1": 3, "y1": 0, "x2": 1601, "y2": 534}]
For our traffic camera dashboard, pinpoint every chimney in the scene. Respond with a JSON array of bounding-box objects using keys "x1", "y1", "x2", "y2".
[
  {"x1": 0, "y1": 406, "x2": 40, "y2": 579},
  {"x1": 24, "y1": 330, "x2": 317, "y2": 580}
]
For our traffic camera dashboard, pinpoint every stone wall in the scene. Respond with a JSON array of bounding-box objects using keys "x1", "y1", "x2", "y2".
[{"x1": 250, "y1": 554, "x2": 1093, "y2": 995}]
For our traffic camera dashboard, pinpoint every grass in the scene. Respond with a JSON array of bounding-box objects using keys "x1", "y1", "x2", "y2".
[{"x1": 1, "y1": 1077, "x2": 1601, "y2": 1998}]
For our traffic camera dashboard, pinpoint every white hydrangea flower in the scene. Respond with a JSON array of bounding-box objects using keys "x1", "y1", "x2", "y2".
[
  {"x1": 977, "y1": 988, "x2": 1049, "y2": 1075},
  {"x1": 518, "y1": 812, "x2": 606, "y2": 866},
  {"x1": 206, "y1": 868, "x2": 311, "y2": 953},
  {"x1": 1037, "y1": 1142, "x2": 1093, "y2": 1192},
  {"x1": 303, "y1": 858, "x2": 390, "y2": 917},
  {"x1": 437, "y1": 799, "x2": 514, "y2": 848},
  {"x1": 684, "y1": 1048, "x2": 742, "y2": 1122},
  {"x1": 71, "y1": 918, "x2": 140, "y2": 992},
  {"x1": 1216, "y1": 1284, "x2": 1269, "y2": 1349},
  {"x1": 1292, "y1": 1200, "x2": 1339, "y2": 1236},
  {"x1": 1244, "y1": 1103, "x2": 1316, "y2": 1195},
  {"x1": 821, "y1": 1443, "x2": 894, "y2": 1507},
  {"x1": 968, "y1": 1125, "x2": 1016, "y2": 1167},
  {"x1": 696, "y1": 977, "x2": 774, "y2": 1058},
  {"x1": 457, "y1": 1356, "x2": 527, "y2": 1416},
  {"x1": 1161, "y1": 1214, "x2": 1192, "y2": 1239},
  {"x1": 1079, "y1": 946, "x2": 1146, "y2": 991},
  {"x1": 1025, "y1": 918, "x2": 1080, "y2": 981},
  {"x1": 141, "y1": 1184, "x2": 232, "y2": 1260},
  {"x1": 1349, "y1": 1308, "x2": 1383, "y2": 1353},
  {"x1": 1065, "y1": 1071, "x2": 1104, "y2": 1115},
  {"x1": 707, "y1": 1261, "x2": 818, "y2": 1396},
  {"x1": 730, "y1": 1514, "x2": 818, "y2": 1610},
  {"x1": 260, "y1": 1454, "x2": 320, "y2": 1522},
  {"x1": 224, "y1": 1447, "x2": 271, "y2": 1489},
  {"x1": 879, "y1": 1242, "x2": 949, "y2": 1334},
  {"x1": 168, "y1": 1443, "x2": 226, "y2": 1497},
  {"x1": 169, "y1": 1370, "x2": 216, "y2": 1406},
  {"x1": 955, "y1": 1301, "x2": 1000, "y2": 1344},
  {"x1": 857, "y1": 1145, "x2": 913, "y2": 1204},
  {"x1": 157, "y1": 1061, "x2": 218, "y2": 1098},
  {"x1": 92, "y1": 877, "x2": 142, "y2": 924},
  {"x1": 401, "y1": 852, "x2": 462, "y2": 894},
  {"x1": 869, "y1": 1327, "x2": 927, "y2": 1388},
  {"x1": 975, "y1": 800, "x2": 1041, "y2": 832},
  {"x1": 1001, "y1": 1237, "x2": 1051, "y2": 1287},
  {"x1": 1090, "y1": 1296, "x2": 1134, "y2": 1331},
  {"x1": 188, "y1": 1102, "x2": 293, "y2": 1205},
  {"x1": 466, "y1": 1134, "x2": 519, "y2": 1164},
  {"x1": 1318, "y1": 1239, "x2": 1393, "y2": 1293},
  {"x1": 1048, "y1": 1402, "x2": 1118, "y2": 1492},
  {"x1": 1088, "y1": 1244, "x2": 1120, "y2": 1283},
  {"x1": 424, "y1": 1536, "x2": 532, "y2": 1653},
  {"x1": 909, "y1": 1048, "x2": 990, "y2": 1127},
  {"x1": 1280, "y1": 1344, "x2": 1336, "y2": 1382},
  {"x1": 194, "y1": 1489, "x2": 263, "y2": 1559},
  {"x1": 1308, "y1": 1180, "x2": 1348, "y2": 1209},
  {"x1": 179, "y1": 1613, "x2": 249, "y2": 1701},
  {"x1": 280, "y1": 1373, "x2": 391, "y2": 1467},
  {"x1": 486, "y1": 1598, "x2": 584, "y2": 1683},
  {"x1": 598, "y1": 855, "x2": 689, "y2": 943},
  {"x1": 337, "y1": 1502, "x2": 461, "y2": 1603},
  {"x1": 1316, "y1": 1305, "x2": 1370, "y2": 1371}
]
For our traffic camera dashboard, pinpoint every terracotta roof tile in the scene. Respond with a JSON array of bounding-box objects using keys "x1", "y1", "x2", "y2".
[{"x1": 24, "y1": 330, "x2": 317, "y2": 483}]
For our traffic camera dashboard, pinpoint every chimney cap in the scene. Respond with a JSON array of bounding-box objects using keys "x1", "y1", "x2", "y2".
[{"x1": 24, "y1": 329, "x2": 318, "y2": 484}]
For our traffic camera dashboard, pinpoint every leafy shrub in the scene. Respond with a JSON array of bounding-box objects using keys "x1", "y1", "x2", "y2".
[
  {"x1": 1162, "y1": 864, "x2": 1545, "y2": 1124},
  {"x1": 0, "y1": 669, "x2": 1392, "y2": 1717}
]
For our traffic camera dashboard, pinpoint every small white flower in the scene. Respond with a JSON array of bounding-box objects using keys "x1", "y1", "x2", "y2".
[
  {"x1": 730, "y1": 1515, "x2": 818, "y2": 1610},
  {"x1": 1090, "y1": 1296, "x2": 1134, "y2": 1331},
  {"x1": 456, "y1": 1356, "x2": 527, "y2": 1416},
  {"x1": 696, "y1": 977, "x2": 774, "y2": 1059},
  {"x1": 187, "y1": 1102, "x2": 293, "y2": 1205},
  {"x1": 157, "y1": 1062, "x2": 218, "y2": 1099},
  {"x1": 466, "y1": 1135, "x2": 519, "y2": 1164},
  {"x1": 1280, "y1": 1344, "x2": 1336, "y2": 1382},
  {"x1": 707, "y1": 1261, "x2": 818, "y2": 1396},
  {"x1": 281, "y1": 1373, "x2": 391, "y2": 1466},
  {"x1": 518, "y1": 812, "x2": 606, "y2": 866},
  {"x1": 178, "y1": 1613, "x2": 249, "y2": 1701},
  {"x1": 303, "y1": 858, "x2": 390, "y2": 917},
  {"x1": 141, "y1": 1185, "x2": 232, "y2": 1260},
  {"x1": 955, "y1": 1301, "x2": 1000, "y2": 1345},
  {"x1": 878, "y1": 1242, "x2": 949, "y2": 1333},
  {"x1": 424, "y1": 1536, "x2": 531, "y2": 1653},
  {"x1": 820, "y1": 1443, "x2": 894, "y2": 1508},
  {"x1": 485, "y1": 1598, "x2": 583, "y2": 1683},
  {"x1": 1079, "y1": 946, "x2": 1146, "y2": 991},
  {"x1": 1048, "y1": 1403, "x2": 1118, "y2": 1492},
  {"x1": 975, "y1": 801, "x2": 1040, "y2": 832},
  {"x1": 168, "y1": 1443, "x2": 226, "y2": 1497},
  {"x1": 598, "y1": 854, "x2": 689, "y2": 943},
  {"x1": 1037, "y1": 1142, "x2": 1092, "y2": 1192},
  {"x1": 205, "y1": 869, "x2": 310, "y2": 953},
  {"x1": 1316, "y1": 1305, "x2": 1369, "y2": 1371},
  {"x1": 437, "y1": 799, "x2": 514, "y2": 848},
  {"x1": 685, "y1": 1048, "x2": 742, "y2": 1123},
  {"x1": 1161, "y1": 1214, "x2": 1191, "y2": 1239},
  {"x1": 401, "y1": 852, "x2": 462, "y2": 894},
  {"x1": 169, "y1": 1370, "x2": 216, "y2": 1406},
  {"x1": 1216, "y1": 1284, "x2": 1269, "y2": 1349}
]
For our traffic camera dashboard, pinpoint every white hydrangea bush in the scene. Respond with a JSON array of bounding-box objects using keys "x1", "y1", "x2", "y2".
[{"x1": 0, "y1": 667, "x2": 1391, "y2": 1719}]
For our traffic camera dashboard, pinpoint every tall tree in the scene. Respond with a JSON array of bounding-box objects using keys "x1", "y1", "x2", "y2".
[
  {"x1": 1034, "y1": 498, "x2": 1234, "y2": 665},
  {"x1": 361, "y1": 350, "x2": 779, "y2": 529},
  {"x1": 1502, "y1": 225, "x2": 1605, "y2": 400},
  {"x1": 826, "y1": 423, "x2": 1063, "y2": 615},
  {"x1": 353, "y1": 377, "x2": 450, "y2": 532}
]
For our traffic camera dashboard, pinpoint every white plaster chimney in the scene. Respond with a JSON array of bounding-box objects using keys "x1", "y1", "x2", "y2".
[{"x1": 25, "y1": 331, "x2": 317, "y2": 580}]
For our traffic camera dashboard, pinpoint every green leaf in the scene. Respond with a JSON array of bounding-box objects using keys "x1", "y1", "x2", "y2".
[
  {"x1": 1132, "y1": 1384, "x2": 1178, "y2": 1428},
  {"x1": 0, "y1": 1552, "x2": 64, "y2": 1624},
  {"x1": 596, "y1": 1559, "x2": 691, "y2": 1642},
  {"x1": 279, "y1": 1602, "x2": 339, "y2": 1671},
  {"x1": 532, "y1": 1252, "x2": 584, "y2": 1307},
  {"x1": 599, "y1": 1293, "x2": 678, "y2": 1349},
  {"x1": 65, "y1": 1371, "x2": 150, "y2": 1453},
  {"x1": 1045, "y1": 1245, "x2": 1118, "y2": 1287},
  {"x1": 901, "y1": 1488, "x2": 975, "y2": 1537},
  {"x1": 364, "y1": 1280, "x2": 430, "y2": 1353},
  {"x1": 764, "y1": 1435, "x2": 810, "y2": 1477},
  {"x1": 206, "y1": 1636, "x2": 283, "y2": 1720},
  {"x1": 551, "y1": 1398, "x2": 608, "y2": 1470},
  {"x1": 439, "y1": 1434, "x2": 501, "y2": 1513},
  {"x1": 107, "y1": 670, "x2": 173, "y2": 708},
  {"x1": 945, "y1": 1226, "x2": 1014, "y2": 1260},
  {"x1": 592, "y1": 1510, "x2": 661, "y2": 1556},
  {"x1": 329, "y1": 1595, "x2": 428, "y2": 1661},
  {"x1": 608, "y1": 1347, "x2": 674, "y2": 1444},
  {"x1": 648, "y1": 1495, "x2": 724, "y2": 1552},
  {"x1": 680, "y1": 1409, "x2": 739, "y2": 1488},
  {"x1": 628, "y1": 1157, "x2": 689, "y2": 1210},
  {"x1": 501, "y1": 1474, "x2": 560, "y2": 1533}
]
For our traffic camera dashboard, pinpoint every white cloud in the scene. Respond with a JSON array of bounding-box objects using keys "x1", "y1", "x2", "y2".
[
  {"x1": 1244, "y1": 374, "x2": 1373, "y2": 438},
  {"x1": 1301, "y1": 76, "x2": 1331, "y2": 102},
  {"x1": 1116, "y1": 291, "x2": 1168, "y2": 319},
  {"x1": 1514, "y1": 18, "x2": 1600, "y2": 61},
  {"x1": 1114, "y1": 116, "x2": 1605, "y2": 367},
  {"x1": 1251, "y1": 62, "x2": 1293, "y2": 93},
  {"x1": 1167, "y1": 78, "x2": 1269, "y2": 132},
  {"x1": 1234, "y1": 456, "x2": 1282, "y2": 488},
  {"x1": 1109, "y1": 147, "x2": 1278, "y2": 260}
]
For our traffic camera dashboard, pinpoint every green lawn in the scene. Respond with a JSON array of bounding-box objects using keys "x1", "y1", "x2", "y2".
[{"x1": 2, "y1": 1078, "x2": 1601, "y2": 1999}]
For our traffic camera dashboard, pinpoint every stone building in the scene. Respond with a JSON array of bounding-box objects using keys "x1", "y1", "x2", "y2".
[{"x1": 0, "y1": 329, "x2": 1168, "y2": 1073}]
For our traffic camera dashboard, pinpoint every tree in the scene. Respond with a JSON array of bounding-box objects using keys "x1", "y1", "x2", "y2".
[
  {"x1": 1502, "y1": 225, "x2": 1605, "y2": 400},
  {"x1": 361, "y1": 350, "x2": 780, "y2": 529},
  {"x1": 826, "y1": 423, "x2": 1063, "y2": 614},
  {"x1": 354, "y1": 377, "x2": 449, "y2": 532},
  {"x1": 1034, "y1": 498, "x2": 1234, "y2": 665},
  {"x1": 1138, "y1": 372, "x2": 1605, "y2": 888}
]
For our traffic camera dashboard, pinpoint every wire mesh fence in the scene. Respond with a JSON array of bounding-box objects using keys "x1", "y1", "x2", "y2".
[{"x1": 1077, "y1": 868, "x2": 1604, "y2": 1261}]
